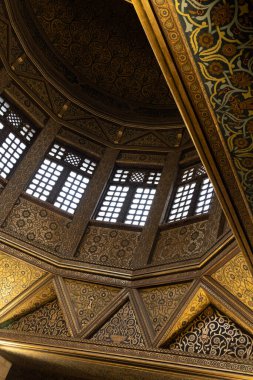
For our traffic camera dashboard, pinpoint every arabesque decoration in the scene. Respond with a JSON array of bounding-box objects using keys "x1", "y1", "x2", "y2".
[
  {"x1": 64, "y1": 279, "x2": 120, "y2": 329},
  {"x1": 6, "y1": 299, "x2": 70, "y2": 337},
  {"x1": 174, "y1": 0, "x2": 253, "y2": 211},
  {"x1": 90, "y1": 301, "x2": 145, "y2": 347},
  {"x1": 0, "y1": 252, "x2": 45, "y2": 309},
  {"x1": 140, "y1": 282, "x2": 190, "y2": 333},
  {"x1": 212, "y1": 252, "x2": 253, "y2": 311},
  {"x1": 160, "y1": 287, "x2": 210, "y2": 345},
  {"x1": 169, "y1": 305, "x2": 253, "y2": 360},
  {"x1": 0, "y1": 281, "x2": 56, "y2": 325}
]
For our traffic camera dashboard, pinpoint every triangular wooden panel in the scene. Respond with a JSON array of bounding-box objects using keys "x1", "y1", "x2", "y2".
[
  {"x1": 64, "y1": 279, "x2": 120, "y2": 329},
  {"x1": 19, "y1": 76, "x2": 52, "y2": 108},
  {"x1": 90, "y1": 301, "x2": 145, "y2": 347},
  {"x1": 120, "y1": 128, "x2": 145, "y2": 145},
  {"x1": 168, "y1": 305, "x2": 253, "y2": 360},
  {"x1": 125, "y1": 132, "x2": 168, "y2": 147},
  {"x1": 0, "y1": 252, "x2": 46, "y2": 310},
  {"x1": 62, "y1": 103, "x2": 91, "y2": 120},
  {"x1": 74, "y1": 118, "x2": 107, "y2": 139},
  {"x1": 212, "y1": 252, "x2": 253, "y2": 311},
  {"x1": 0, "y1": 281, "x2": 56, "y2": 325},
  {"x1": 14, "y1": 58, "x2": 39, "y2": 77},
  {"x1": 140, "y1": 282, "x2": 191, "y2": 333},
  {"x1": 6, "y1": 299, "x2": 70, "y2": 337},
  {"x1": 47, "y1": 85, "x2": 66, "y2": 114},
  {"x1": 159, "y1": 287, "x2": 210, "y2": 346},
  {"x1": 158, "y1": 130, "x2": 181, "y2": 148}
]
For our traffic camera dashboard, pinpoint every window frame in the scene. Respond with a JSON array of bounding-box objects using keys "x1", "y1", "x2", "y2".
[
  {"x1": 0, "y1": 96, "x2": 38, "y2": 182},
  {"x1": 165, "y1": 162, "x2": 214, "y2": 224},
  {"x1": 94, "y1": 165, "x2": 162, "y2": 226},
  {"x1": 25, "y1": 140, "x2": 97, "y2": 215}
]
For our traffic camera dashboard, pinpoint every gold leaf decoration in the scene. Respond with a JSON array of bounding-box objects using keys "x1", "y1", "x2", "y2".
[
  {"x1": 0, "y1": 281, "x2": 56, "y2": 325},
  {"x1": 212, "y1": 253, "x2": 253, "y2": 311},
  {"x1": 90, "y1": 302, "x2": 145, "y2": 347},
  {"x1": 64, "y1": 279, "x2": 120, "y2": 329},
  {"x1": 0, "y1": 252, "x2": 45, "y2": 310},
  {"x1": 161, "y1": 287, "x2": 210, "y2": 345},
  {"x1": 140, "y1": 283, "x2": 190, "y2": 333},
  {"x1": 6, "y1": 299, "x2": 70, "y2": 337}
]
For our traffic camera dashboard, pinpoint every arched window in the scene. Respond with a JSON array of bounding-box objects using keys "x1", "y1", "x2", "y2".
[
  {"x1": 166, "y1": 163, "x2": 214, "y2": 223},
  {"x1": 95, "y1": 167, "x2": 161, "y2": 226},
  {"x1": 0, "y1": 96, "x2": 37, "y2": 179},
  {"x1": 26, "y1": 142, "x2": 97, "y2": 214}
]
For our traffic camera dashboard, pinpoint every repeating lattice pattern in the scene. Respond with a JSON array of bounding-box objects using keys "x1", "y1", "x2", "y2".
[
  {"x1": 80, "y1": 158, "x2": 96, "y2": 175},
  {"x1": 48, "y1": 143, "x2": 65, "y2": 160},
  {"x1": 26, "y1": 142, "x2": 97, "y2": 214},
  {"x1": 168, "y1": 164, "x2": 214, "y2": 222},
  {"x1": 54, "y1": 172, "x2": 89, "y2": 214},
  {"x1": 0, "y1": 97, "x2": 10, "y2": 116},
  {"x1": 168, "y1": 183, "x2": 196, "y2": 222},
  {"x1": 113, "y1": 169, "x2": 129, "y2": 182},
  {"x1": 0, "y1": 96, "x2": 37, "y2": 179},
  {"x1": 181, "y1": 164, "x2": 205, "y2": 183},
  {"x1": 96, "y1": 185, "x2": 129, "y2": 223},
  {"x1": 147, "y1": 172, "x2": 161, "y2": 185},
  {"x1": 20, "y1": 124, "x2": 36, "y2": 142},
  {"x1": 0, "y1": 133, "x2": 26, "y2": 179},
  {"x1": 195, "y1": 178, "x2": 214, "y2": 215},
  {"x1": 125, "y1": 188, "x2": 156, "y2": 226},
  {"x1": 96, "y1": 167, "x2": 161, "y2": 225},
  {"x1": 130, "y1": 171, "x2": 145, "y2": 183},
  {"x1": 65, "y1": 152, "x2": 81, "y2": 167},
  {"x1": 26, "y1": 159, "x2": 64, "y2": 201}
]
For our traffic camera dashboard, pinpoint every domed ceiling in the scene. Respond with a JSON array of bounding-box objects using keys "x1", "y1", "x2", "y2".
[{"x1": 13, "y1": 0, "x2": 182, "y2": 125}]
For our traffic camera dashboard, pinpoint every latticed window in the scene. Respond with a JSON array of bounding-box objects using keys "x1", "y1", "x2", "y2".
[
  {"x1": 0, "y1": 96, "x2": 37, "y2": 179},
  {"x1": 95, "y1": 167, "x2": 161, "y2": 226},
  {"x1": 167, "y1": 163, "x2": 214, "y2": 222},
  {"x1": 26, "y1": 142, "x2": 97, "y2": 214}
]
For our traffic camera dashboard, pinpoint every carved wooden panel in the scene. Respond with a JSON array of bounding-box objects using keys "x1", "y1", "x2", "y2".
[
  {"x1": 169, "y1": 306, "x2": 253, "y2": 360},
  {"x1": 78, "y1": 225, "x2": 141, "y2": 268},
  {"x1": 212, "y1": 253, "x2": 253, "y2": 311},
  {"x1": 160, "y1": 287, "x2": 210, "y2": 346},
  {"x1": 0, "y1": 251, "x2": 45, "y2": 310},
  {"x1": 152, "y1": 221, "x2": 209, "y2": 265},
  {"x1": 90, "y1": 301, "x2": 145, "y2": 347},
  {"x1": 117, "y1": 152, "x2": 166, "y2": 165},
  {"x1": 140, "y1": 283, "x2": 190, "y2": 333},
  {"x1": 3, "y1": 197, "x2": 71, "y2": 254},
  {"x1": 64, "y1": 279, "x2": 120, "y2": 329},
  {"x1": 6, "y1": 299, "x2": 70, "y2": 337},
  {"x1": 0, "y1": 281, "x2": 56, "y2": 325},
  {"x1": 58, "y1": 128, "x2": 105, "y2": 157}
]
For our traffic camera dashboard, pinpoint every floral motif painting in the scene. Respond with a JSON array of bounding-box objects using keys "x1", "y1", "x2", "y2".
[{"x1": 175, "y1": 0, "x2": 253, "y2": 210}]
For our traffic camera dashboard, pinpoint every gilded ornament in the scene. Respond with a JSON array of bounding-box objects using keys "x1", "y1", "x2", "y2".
[
  {"x1": 64, "y1": 279, "x2": 119, "y2": 329},
  {"x1": 212, "y1": 253, "x2": 253, "y2": 310},
  {"x1": 0, "y1": 252, "x2": 45, "y2": 310}
]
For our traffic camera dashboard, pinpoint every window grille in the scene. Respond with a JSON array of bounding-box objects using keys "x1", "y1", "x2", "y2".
[
  {"x1": 167, "y1": 163, "x2": 214, "y2": 222},
  {"x1": 0, "y1": 96, "x2": 37, "y2": 179},
  {"x1": 95, "y1": 168, "x2": 161, "y2": 226},
  {"x1": 26, "y1": 142, "x2": 97, "y2": 214}
]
